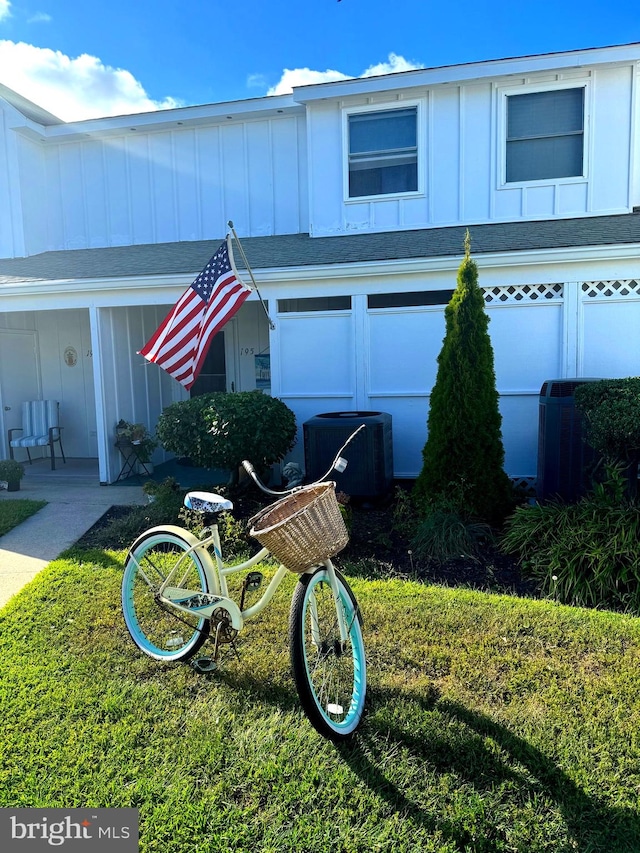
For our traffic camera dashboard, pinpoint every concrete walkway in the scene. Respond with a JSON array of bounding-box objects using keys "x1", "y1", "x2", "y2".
[{"x1": 0, "y1": 471, "x2": 146, "y2": 609}]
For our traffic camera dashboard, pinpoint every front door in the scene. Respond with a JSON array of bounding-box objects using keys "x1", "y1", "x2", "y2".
[
  {"x1": 0, "y1": 330, "x2": 41, "y2": 458},
  {"x1": 190, "y1": 332, "x2": 228, "y2": 396}
]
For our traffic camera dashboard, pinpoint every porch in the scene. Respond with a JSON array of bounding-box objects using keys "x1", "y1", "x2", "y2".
[{"x1": 13, "y1": 455, "x2": 228, "y2": 490}]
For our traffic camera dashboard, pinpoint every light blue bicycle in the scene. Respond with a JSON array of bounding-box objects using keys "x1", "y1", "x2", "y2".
[{"x1": 121, "y1": 428, "x2": 366, "y2": 741}]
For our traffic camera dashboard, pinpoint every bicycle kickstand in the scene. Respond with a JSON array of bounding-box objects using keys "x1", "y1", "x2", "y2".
[{"x1": 211, "y1": 618, "x2": 241, "y2": 664}]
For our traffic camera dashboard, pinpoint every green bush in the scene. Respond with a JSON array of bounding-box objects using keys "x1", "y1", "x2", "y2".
[
  {"x1": 391, "y1": 485, "x2": 419, "y2": 540},
  {"x1": 411, "y1": 505, "x2": 493, "y2": 564},
  {"x1": 501, "y1": 469, "x2": 640, "y2": 611},
  {"x1": 336, "y1": 491, "x2": 353, "y2": 533},
  {"x1": 413, "y1": 234, "x2": 513, "y2": 524},
  {"x1": 575, "y1": 377, "x2": 640, "y2": 497},
  {"x1": 178, "y1": 504, "x2": 251, "y2": 560},
  {"x1": 156, "y1": 391, "x2": 297, "y2": 482},
  {"x1": 142, "y1": 476, "x2": 181, "y2": 499}
]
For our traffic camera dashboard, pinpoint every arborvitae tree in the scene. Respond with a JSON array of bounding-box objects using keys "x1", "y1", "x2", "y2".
[{"x1": 414, "y1": 232, "x2": 512, "y2": 524}]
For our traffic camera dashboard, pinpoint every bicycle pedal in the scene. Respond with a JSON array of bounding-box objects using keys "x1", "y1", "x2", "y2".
[
  {"x1": 239, "y1": 572, "x2": 264, "y2": 611},
  {"x1": 244, "y1": 572, "x2": 263, "y2": 591},
  {"x1": 192, "y1": 657, "x2": 218, "y2": 674}
]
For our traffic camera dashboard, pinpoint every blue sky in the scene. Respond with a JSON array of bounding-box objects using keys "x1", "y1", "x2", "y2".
[{"x1": 0, "y1": 0, "x2": 639, "y2": 120}]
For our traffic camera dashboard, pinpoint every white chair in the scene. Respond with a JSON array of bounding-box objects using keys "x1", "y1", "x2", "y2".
[{"x1": 8, "y1": 400, "x2": 66, "y2": 470}]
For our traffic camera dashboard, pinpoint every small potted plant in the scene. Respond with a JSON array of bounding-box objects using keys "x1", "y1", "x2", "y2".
[
  {"x1": 115, "y1": 419, "x2": 130, "y2": 442},
  {"x1": 0, "y1": 458, "x2": 26, "y2": 492},
  {"x1": 115, "y1": 420, "x2": 158, "y2": 471}
]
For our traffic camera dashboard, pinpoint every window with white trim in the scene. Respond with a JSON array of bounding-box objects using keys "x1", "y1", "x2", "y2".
[
  {"x1": 505, "y1": 88, "x2": 584, "y2": 183},
  {"x1": 348, "y1": 107, "x2": 418, "y2": 198}
]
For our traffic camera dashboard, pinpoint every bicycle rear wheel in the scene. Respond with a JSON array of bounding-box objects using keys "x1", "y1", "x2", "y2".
[
  {"x1": 289, "y1": 563, "x2": 366, "y2": 741},
  {"x1": 122, "y1": 526, "x2": 213, "y2": 662}
]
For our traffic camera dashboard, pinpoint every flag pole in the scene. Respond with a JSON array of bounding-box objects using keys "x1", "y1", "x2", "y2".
[{"x1": 228, "y1": 221, "x2": 276, "y2": 330}]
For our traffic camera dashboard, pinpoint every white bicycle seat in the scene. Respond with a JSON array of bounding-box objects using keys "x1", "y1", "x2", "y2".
[{"x1": 183, "y1": 491, "x2": 233, "y2": 513}]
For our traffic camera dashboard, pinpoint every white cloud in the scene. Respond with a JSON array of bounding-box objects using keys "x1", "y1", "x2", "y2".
[
  {"x1": 267, "y1": 66, "x2": 351, "y2": 95},
  {"x1": 0, "y1": 40, "x2": 181, "y2": 121},
  {"x1": 247, "y1": 72, "x2": 267, "y2": 89},
  {"x1": 267, "y1": 52, "x2": 424, "y2": 95},
  {"x1": 361, "y1": 52, "x2": 423, "y2": 78},
  {"x1": 27, "y1": 12, "x2": 52, "y2": 24},
  {"x1": 0, "y1": 1, "x2": 11, "y2": 23}
]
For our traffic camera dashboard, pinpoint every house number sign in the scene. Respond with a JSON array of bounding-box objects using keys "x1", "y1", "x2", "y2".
[{"x1": 64, "y1": 346, "x2": 78, "y2": 367}]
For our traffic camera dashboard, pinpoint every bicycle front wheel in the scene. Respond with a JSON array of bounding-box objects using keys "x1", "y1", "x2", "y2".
[
  {"x1": 289, "y1": 563, "x2": 366, "y2": 741},
  {"x1": 122, "y1": 526, "x2": 214, "y2": 662}
]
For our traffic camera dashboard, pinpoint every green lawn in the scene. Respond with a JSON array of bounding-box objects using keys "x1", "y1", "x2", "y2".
[
  {"x1": 0, "y1": 498, "x2": 46, "y2": 536},
  {"x1": 1, "y1": 548, "x2": 639, "y2": 852}
]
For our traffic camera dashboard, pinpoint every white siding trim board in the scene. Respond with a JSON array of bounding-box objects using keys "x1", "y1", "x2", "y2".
[{"x1": 292, "y1": 44, "x2": 640, "y2": 103}]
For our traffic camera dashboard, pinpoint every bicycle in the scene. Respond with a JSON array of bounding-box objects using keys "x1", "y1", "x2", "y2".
[{"x1": 121, "y1": 427, "x2": 367, "y2": 741}]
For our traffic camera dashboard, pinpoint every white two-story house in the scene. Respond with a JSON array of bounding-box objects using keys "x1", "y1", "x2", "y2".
[{"x1": 0, "y1": 42, "x2": 639, "y2": 484}]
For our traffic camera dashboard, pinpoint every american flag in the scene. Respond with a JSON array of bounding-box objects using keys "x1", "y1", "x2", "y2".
[{"x1": 139, "y1": 236, "x2": 251, "y2": 390}]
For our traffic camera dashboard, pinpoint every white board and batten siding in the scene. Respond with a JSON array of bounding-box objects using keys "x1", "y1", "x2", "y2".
[
  {"x1": 13, "y1": 112, "x2": 308, "y2": 257},
  {"x1": 306, "y1": 63, "x2": 636, "y2": 237}
]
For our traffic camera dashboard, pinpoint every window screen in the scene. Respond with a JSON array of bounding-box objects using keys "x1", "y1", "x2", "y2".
[
  {"x1": 278, "y1": 296, "x2": 351, "y2": 313},
  {"x1": 348, "y1": 108, "x2": 418, "y2": 198},
  {"x1": 506, "y1": 88, "x2": 584, "y2": 183},
  {"x1": 368, "y1": 290, "x2": 454, "y2": 309}
]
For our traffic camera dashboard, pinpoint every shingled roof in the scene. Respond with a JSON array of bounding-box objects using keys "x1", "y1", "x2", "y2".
[{"x1": 1, "y1": 213, "x2": 639, "y2": 285}]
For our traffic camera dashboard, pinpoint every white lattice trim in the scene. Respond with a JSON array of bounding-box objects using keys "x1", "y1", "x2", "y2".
[
  {"x1": 510, "y1": 475, "x2": 537, "y2": 497},
  {"x1": 581, "y1": 279, "x2": 640, "y2": 298},
  {"x1": 483, "y1": 283, "x2": 563, "y2": 304}
]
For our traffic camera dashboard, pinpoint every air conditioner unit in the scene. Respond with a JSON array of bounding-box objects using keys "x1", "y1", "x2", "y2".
[
  {"x1": 536, "y1": 379, "x2": 602, "y2": 501},
  {"x1": 303, "y1": 411, "x2": 393, "y2": 499}
]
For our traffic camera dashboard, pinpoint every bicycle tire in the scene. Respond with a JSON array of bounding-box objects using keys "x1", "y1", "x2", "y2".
[
  {"x1": 289, "y1": 563, "x2": 366, "y2": 741},
  {"x1": 122, "y1": 526, "x2": 215, "y2": 662}
]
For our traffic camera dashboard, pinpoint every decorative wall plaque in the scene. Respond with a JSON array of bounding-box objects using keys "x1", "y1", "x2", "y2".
[{"x1": 64, "y1": 346, "x2": 78, "y2": 367}]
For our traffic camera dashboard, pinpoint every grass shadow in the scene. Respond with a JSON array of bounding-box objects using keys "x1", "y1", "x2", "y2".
[{"x1": 337, "y1": 686, "x2": 640, "y2": 851}]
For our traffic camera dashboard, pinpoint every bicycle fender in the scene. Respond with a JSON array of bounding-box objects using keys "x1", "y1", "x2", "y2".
[{"x1": 127, "y1": 524, "x2": 214, "y2": 567}]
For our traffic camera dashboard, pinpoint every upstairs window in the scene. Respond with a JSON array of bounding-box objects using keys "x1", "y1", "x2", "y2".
[
  {"x1": 348, "y1": 107, "x2": 418, "y2": 198},
  {"x1": 506, "y1": 88, "x2": 584, "y2": 183}
]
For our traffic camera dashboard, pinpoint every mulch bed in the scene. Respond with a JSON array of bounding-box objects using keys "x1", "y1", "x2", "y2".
[
  {"x1": 343, "y1": 503, "x2": 538, "y2": 597},
  {"x1": 79, "y1": 492, "x2": 538, "y2": 599}
]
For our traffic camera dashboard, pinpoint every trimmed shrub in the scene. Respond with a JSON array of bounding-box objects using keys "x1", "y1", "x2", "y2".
[
  {"x1": 413, "y1": 233, "x2": 513, "y2": 524},
  {"x1": 501, "y1": 469, "x2": 640, "y2": 611},
  {"x1": 575, "y1": 377, "x2": 640, "y2": 497},
  {"x1": 156, "y1": 391, "x2": 297, "y2": 481}
]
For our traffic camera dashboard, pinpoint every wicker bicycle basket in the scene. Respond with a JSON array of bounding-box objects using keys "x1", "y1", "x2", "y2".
[{"x1": 248, "y1": 481, "x2": 348, "y2": 573}]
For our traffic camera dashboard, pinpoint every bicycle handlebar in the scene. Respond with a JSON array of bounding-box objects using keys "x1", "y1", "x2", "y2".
[
  {"x1": 242, "y1": 423, "x2": 366, "y2": 497},
  {"x1": 241, "y1": 459, "x2": 287, "y2": 497}
]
